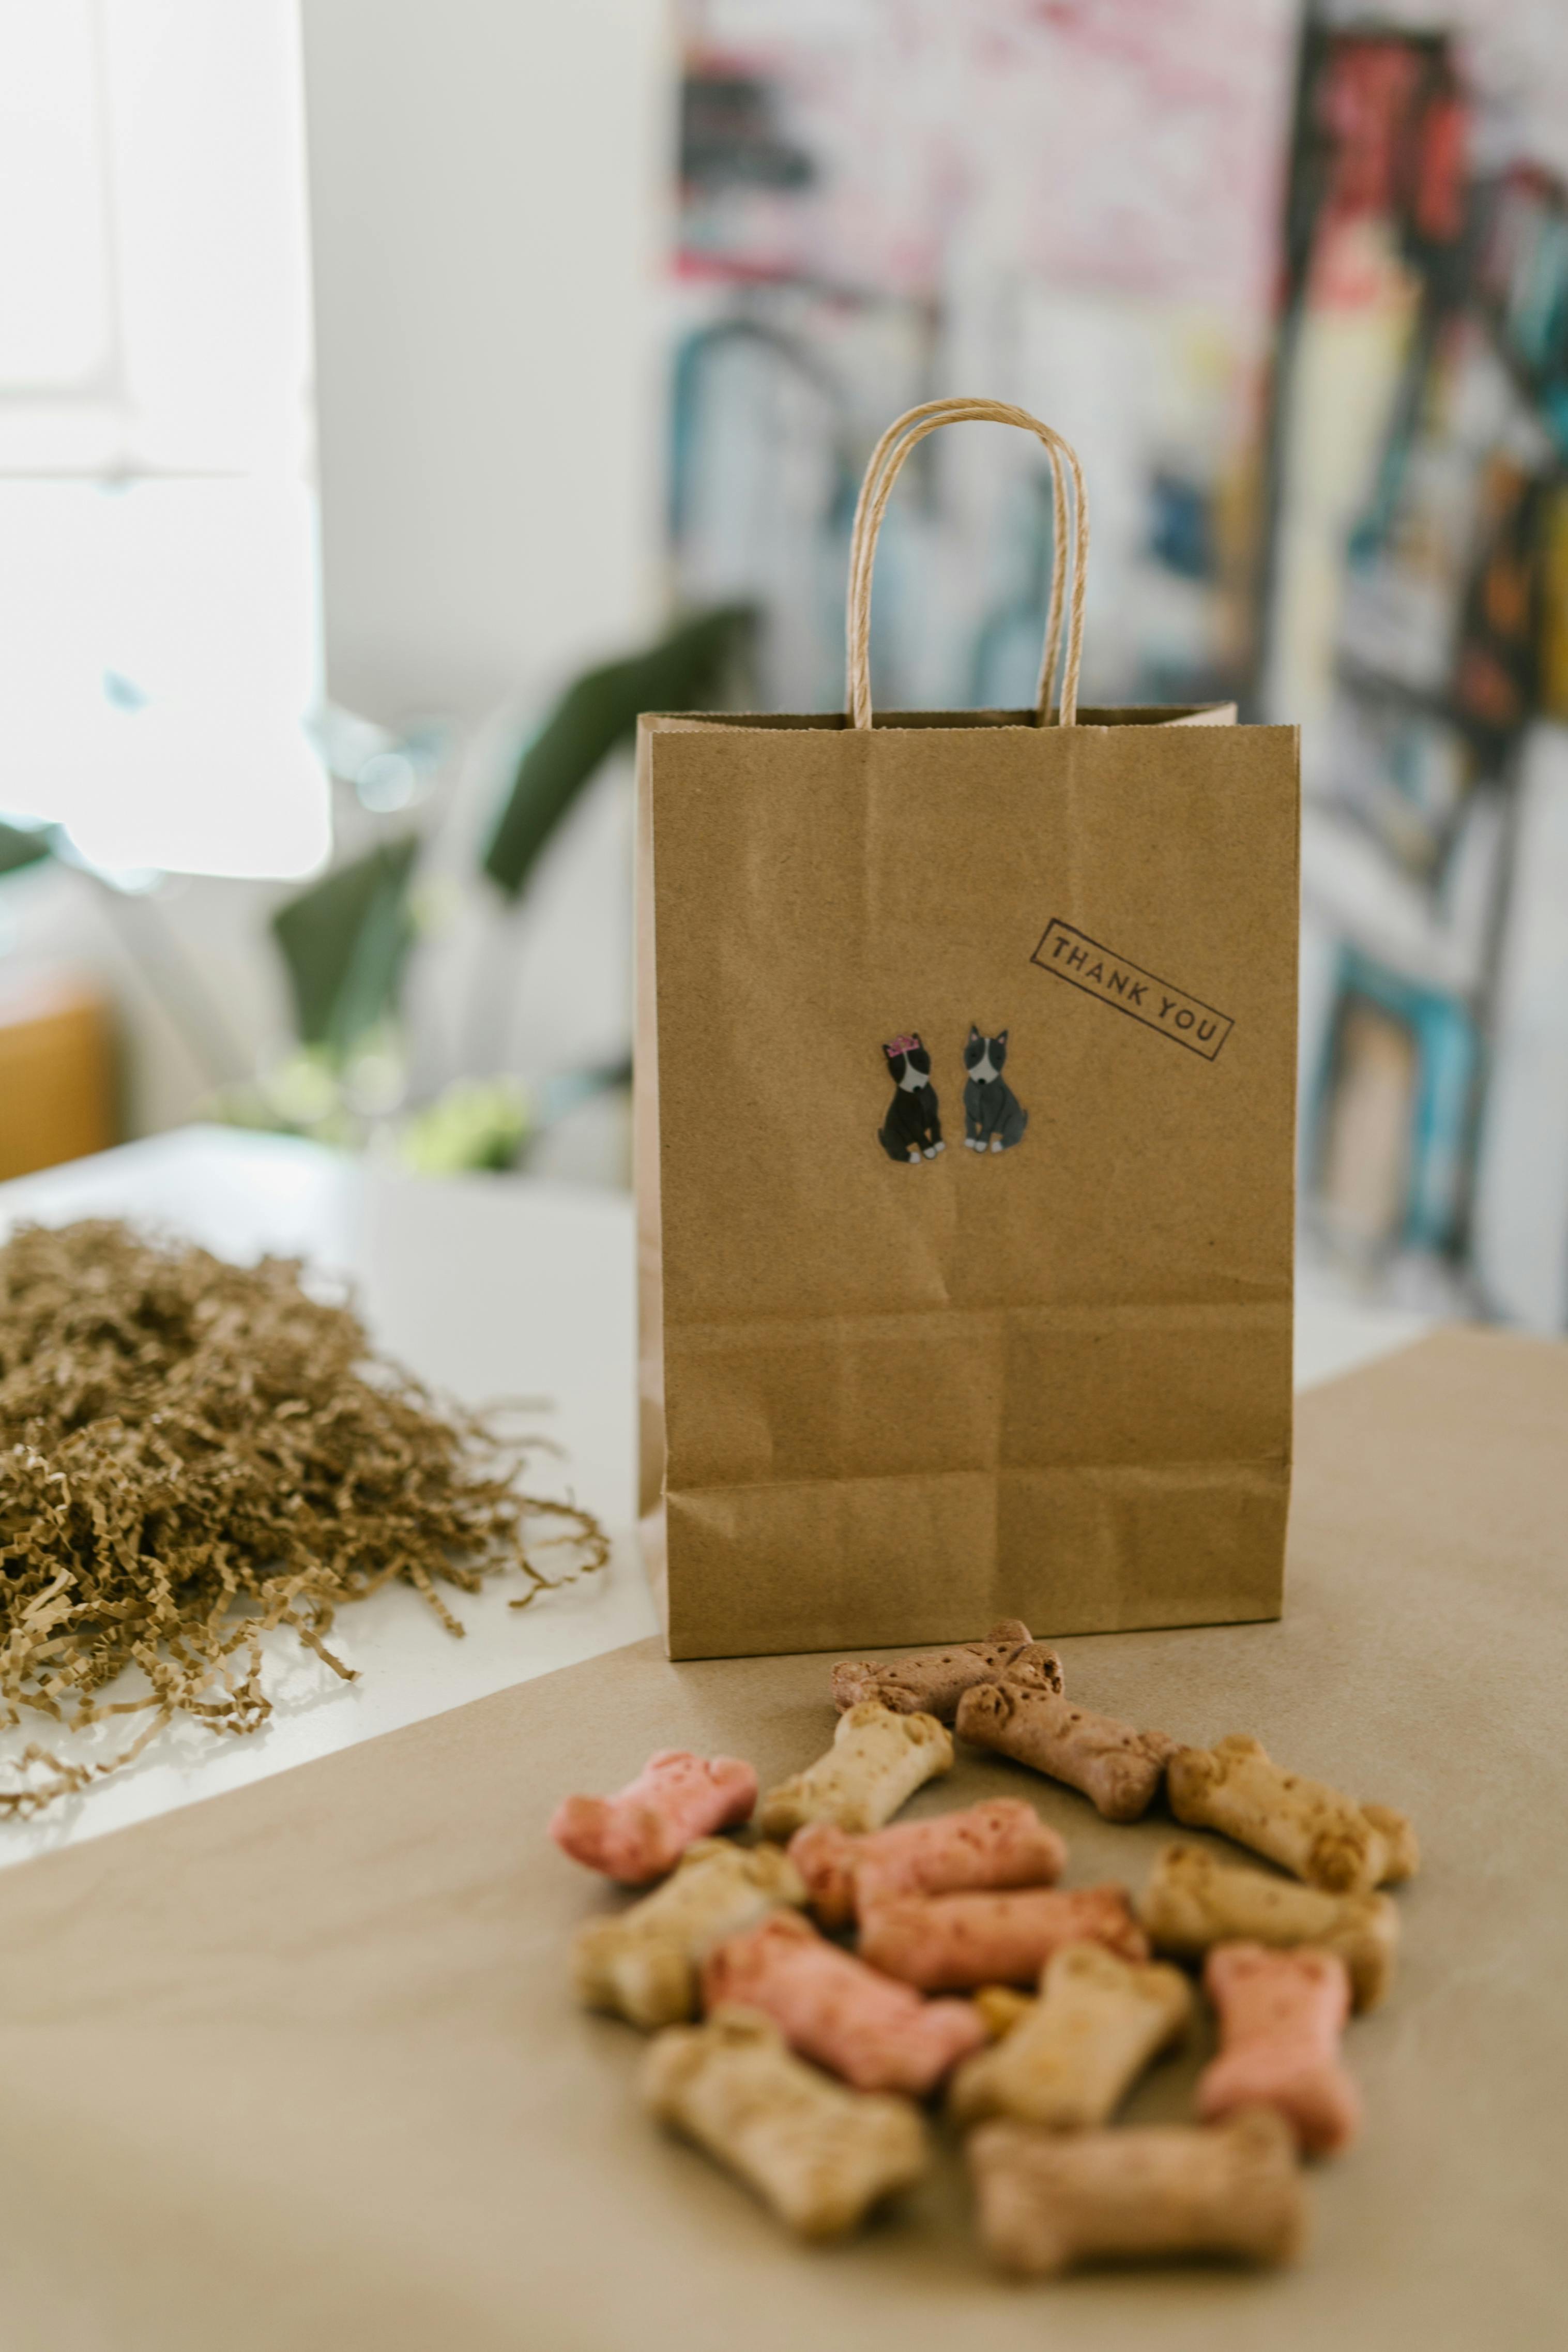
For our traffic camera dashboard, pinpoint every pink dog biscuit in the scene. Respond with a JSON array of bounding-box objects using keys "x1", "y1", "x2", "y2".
[
  {"x1": 858, "y1": 1885, "x2": 1148, "y2": 1992},
  {"x1": 550, "y1": 1749, "x2": 757, "y2": 1885},
  {"x1": 789, "y1": 1799, "x2": 1067, "y2": 1932},
  {"x1": 1197, "y1": 1943, "x2": 1361, "y2": 2157},
  {"x1": 702, "y1": 1913, "x2": 986, "y2": 2097},
  {"x1": 954, "y1": 1682, "x2": 1176, "y2": 1823},
  {"x1": 831, "y1": 1621, "x2": 1064, "y2": 1721},
  {"x1": 969, "y1": 2108, "x2": 1306, "y2": 2277}
]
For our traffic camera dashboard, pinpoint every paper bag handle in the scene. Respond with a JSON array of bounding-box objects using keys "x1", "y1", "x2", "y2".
[{"x1": 845, "y1": 397, "x2": 1089, "y2": 731}]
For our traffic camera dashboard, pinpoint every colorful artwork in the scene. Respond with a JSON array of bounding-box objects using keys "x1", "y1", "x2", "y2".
[
  {"x1": 668, "y1": 0, "x2": 1299, "y2": 712},
  {"x1": 1268, "y1": 22, "x2": 1568, "y2": 1309}
]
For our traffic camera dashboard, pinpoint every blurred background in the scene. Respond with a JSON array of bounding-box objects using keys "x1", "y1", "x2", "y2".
[{"x1": 3, "y1": 0, "x2": 1568, "y2": 1329}]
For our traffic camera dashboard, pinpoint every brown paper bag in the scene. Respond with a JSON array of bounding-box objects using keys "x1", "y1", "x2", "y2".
[{"x1": 637, "y1": 398, "x2": 1299, "y2": 1659}]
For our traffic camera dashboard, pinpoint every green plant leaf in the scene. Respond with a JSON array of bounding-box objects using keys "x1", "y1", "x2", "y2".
[
  {"x1": 270, "y1": 835, "x2": 420, "y2": 1057},
  {"x1": 0, "y1": 821, "x2": 52, "y2": 877},
  {"x1": 482, "y1": 604, "x2": 755, "y2": 899}
]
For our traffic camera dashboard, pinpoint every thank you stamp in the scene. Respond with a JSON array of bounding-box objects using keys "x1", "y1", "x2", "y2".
[{"x1": 1030, "y1": 918, "x2": 1234, "y2": 1062}]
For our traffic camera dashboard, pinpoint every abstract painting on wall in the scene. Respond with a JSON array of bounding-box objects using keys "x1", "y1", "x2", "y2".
[{"x1": 667, "y1": 0, "x2": 1299, "y2": 714}]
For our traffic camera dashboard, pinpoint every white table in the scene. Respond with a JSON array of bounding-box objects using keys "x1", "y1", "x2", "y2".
[{"x1": 0, "y1": 1126, "x2": 1434, "y2": 1867}]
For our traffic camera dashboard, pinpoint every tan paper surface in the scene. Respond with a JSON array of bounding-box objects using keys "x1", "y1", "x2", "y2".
[
  {"x1": 635, "y1": 704, "x2": 1300, "y2": 1658},
  {"x1": 0, "y1": 1330, "x2": 1562, "y2": 2352}
]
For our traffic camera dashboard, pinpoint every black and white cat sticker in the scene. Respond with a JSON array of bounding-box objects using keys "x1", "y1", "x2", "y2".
[
  {"x1": 878, "y1": 1034, "x2": 945, "y2": 1163},
  {"x1": 963, "y1": 1027, "x2": 1028, "y2": 1153}
]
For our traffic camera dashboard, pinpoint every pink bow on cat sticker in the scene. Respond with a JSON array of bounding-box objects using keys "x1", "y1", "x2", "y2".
[{"x1": 878, "y1": 1034, "x2": 943, "y2": 1163}]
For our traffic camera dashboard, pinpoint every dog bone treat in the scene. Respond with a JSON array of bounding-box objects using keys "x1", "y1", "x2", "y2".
[
  {"x1": 830, "y1": 1621, "x2": 1064, "y2": 1721},
  {"x1": 949, "y1": 1941, "x2": 1192, "y2": 2132},
  {"x1": 702, "y1": 1911, "x2": 986, "y2": 2097},
  {"x1": 968, "y1": 2107, "x2": 1306, "y2": 2277},
  {"x1": 1166, "y1": 1735, "x2": 1419, "y2": 1894},
  {"x1": 975, "y1": 1985, "x2": 1036, "y2": 2041},
  {"x1": 789, "y1": 1798, "x2": 1067, "y2": 1931},
  {"x1": 642, "y1": 2006, "x2": 928, "y2": 2239},
  {"x1": 954, "y1": 1682, "x2": 1176, "y2": 1823},
  {"x1": 757, "y1": 1701, "x2": 952, "y2": 1840},
  {"x1": 550, "y1": 1749, "x2": 758, "y2": 1885},
  {"x1": 1197, "y1": 1943, "x2": 1361, "y2": 2157},
  {"x1": 1138, "y1": 1842, "x2": 1399, "y2": 2010},
  {"x1": 572, "y1": 1839, "x2": 806, "y2": 2029},
  {"x1": 858, "y1": 1884, "x2": 1148, "y2": 1992}
]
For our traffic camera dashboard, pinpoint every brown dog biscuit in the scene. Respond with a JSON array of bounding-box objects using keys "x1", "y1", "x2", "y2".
[
  {"x1": 1138, "y1": 1842, "x2": 1399, "y2": 2009},
  {"x1": 642, "y1": 2007, "x2": 928, "y2": 2239},
  {"x1": 831, "y1": 1621, "x2": 1063, "y2": 1720},
  {"x1": 955, "y1": 1682, "x2": 1176, "y2": 1822},
  {"x1": 968, "y1": 2108, "x2": 1307, "y2": 2276},
  {"x1": 1166, "y1": 1736, "x2": 1419, "y2": 1894}
]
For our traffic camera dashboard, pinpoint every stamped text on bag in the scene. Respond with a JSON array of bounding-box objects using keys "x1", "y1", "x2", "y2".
[{"x1": 1030, "y1": 918, "x2": 1234, "y2": 1062}]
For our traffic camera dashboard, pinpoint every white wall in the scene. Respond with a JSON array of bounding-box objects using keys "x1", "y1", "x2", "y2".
[{"x1": 299, "y1": 0, "x2": 671, "y2": 726}]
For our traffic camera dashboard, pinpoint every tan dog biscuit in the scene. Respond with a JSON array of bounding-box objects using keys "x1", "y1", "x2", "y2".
[
  {"x1": 955, "y1": 1682, "x2": 1176, "y2": 1822},
  {"x1": 702, "y1": 1913, "x2": 985, "y2": 2097},
  {"x1": 858, "y1": 1884, "x2": 1148, "y2": 1992},
  {"x1": 757, "y1": 1701, "x2": 952, "y2": 1839},
  {"x1": 968, "y1": 2108, "x2": 1307, "y2": 2277},
  {"x1": 975, "y1": 1985, "x2": 1036, "y2": 2041},
  {"x1": 949, "y1": 1941, "x2": 1191, "y2": 2131},
  {"x1": 788, "y1": 1798, "x2": 1066, "y2": 1931},
  {"x1": 1166, "y1": 1736, "x2": 1419, "y2": 1894},
  {"x1": 831, "y1": 1621, "x2": 1063, "y2": 1720},
  {"x1": 572, "y1": 1840, "x2": 805, "y2": 2029},
  {"x1": 1138, "y1": 1842, "x2": 1399, "y2": 2009},
  {"x1": 642, "y1": 2006, "x2": 928, "y2": 2239},
  {"x1": 1198, "y1": 1944, "x2": 1361, "y2": 2157}
]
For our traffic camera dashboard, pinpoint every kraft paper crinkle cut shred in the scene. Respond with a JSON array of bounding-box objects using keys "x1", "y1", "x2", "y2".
[{"x1": 0, "y1": 1218, "x2": 607, "y2": 1815}]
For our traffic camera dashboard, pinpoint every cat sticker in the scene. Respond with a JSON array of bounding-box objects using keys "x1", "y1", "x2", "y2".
[
  {"x1": 878, "y1": 1034, "x2": 945, "y2": 1162},
  {"x1": 963, "y1": 1026, "x2": 1028, "y2": 1152}
]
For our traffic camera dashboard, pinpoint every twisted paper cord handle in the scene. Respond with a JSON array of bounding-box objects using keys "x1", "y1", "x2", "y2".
[{"x1": 845, "y1": 397, "x2": 1090, "y2": 731}]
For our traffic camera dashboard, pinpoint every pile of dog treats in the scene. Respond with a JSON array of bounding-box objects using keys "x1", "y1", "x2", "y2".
[{"x1": 548, "y1": 1621, "x2": 1417, "y2": 2275}]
